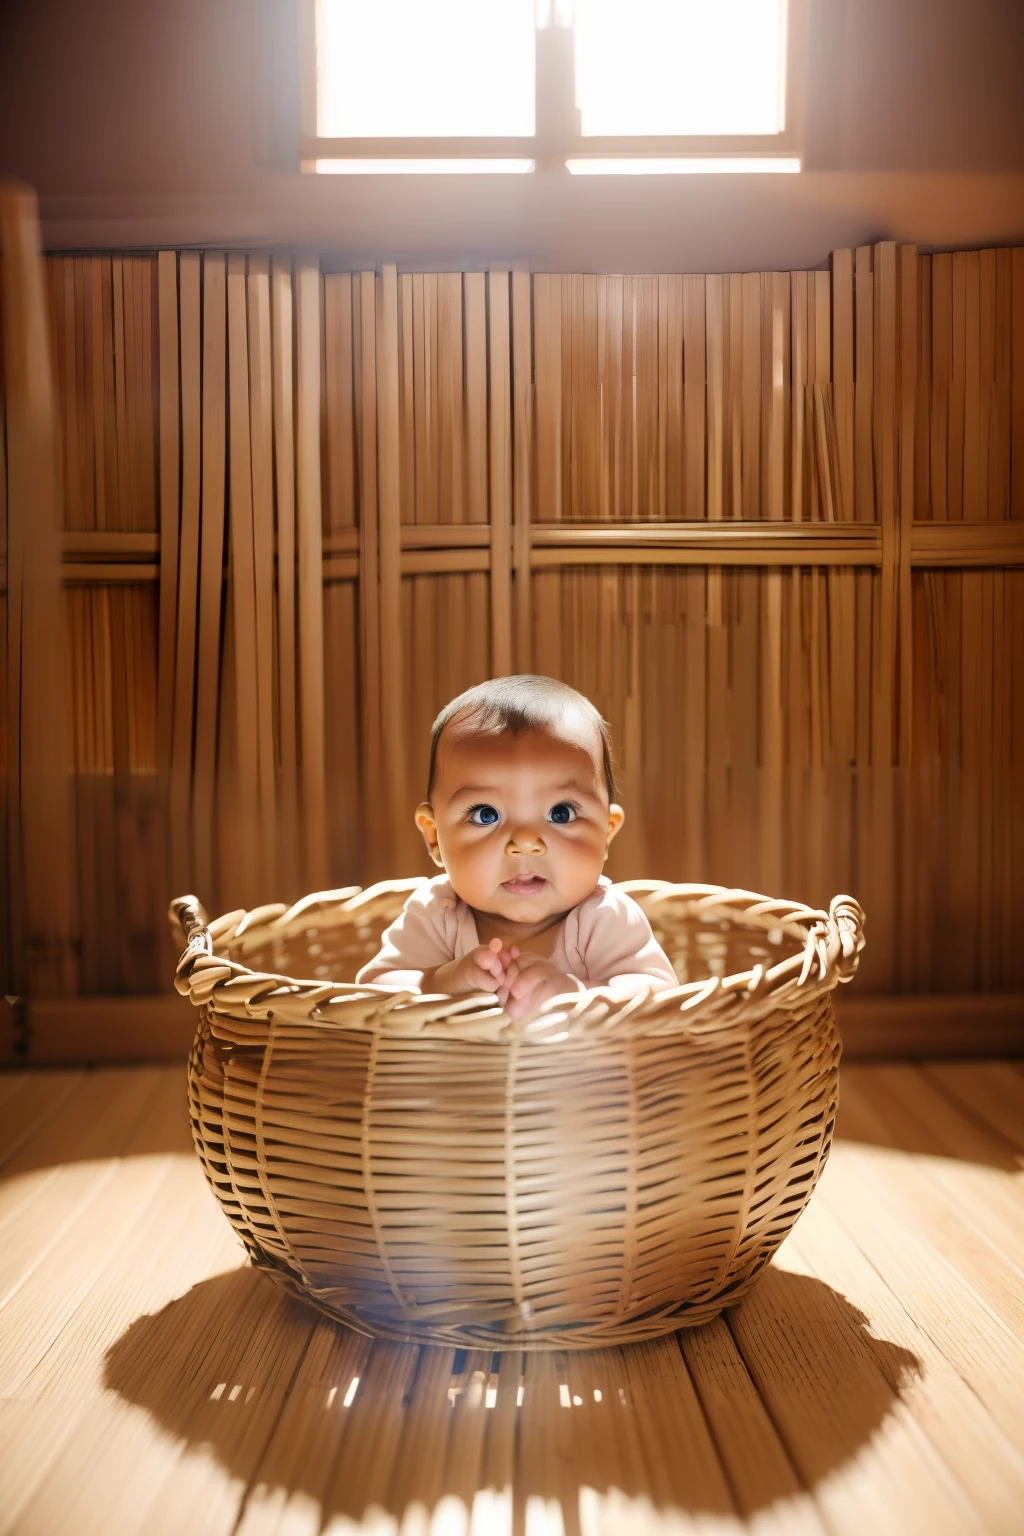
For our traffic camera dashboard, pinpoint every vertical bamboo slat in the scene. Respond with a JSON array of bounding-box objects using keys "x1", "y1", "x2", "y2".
[
  {"x1": 978, "y1": 250, "x2": 995, "y2": 526},
  {"x1": 168, "y1": 253, "x2": 201, "y2": 903},
  {"x1": 993, "y1": 250, "x2": 1011, "y2": 522},
  {"x1": 740, "y1": 273, "x2": 761, "y2": 523},
  {"x1": 871, "y1": 242, "x2": 899, "y2": 990},
  {"x1": 534, "y1": 275, "x2": 562, "y2": 524},
  {"x1": 827, "y1": 257, "x2": 857, "y2": 908},
  {"x1": 963, "y1": 253, "x2": 981, "y2": 522},
  {"x1": 949, "y1": 253, "x2": 966, "y2": 522},
  {"x1": 376, "y1": 263, "x2": 407, "y2": 872},
  {"x1": 874, "y1": 242, "x2": 899, "y2": 760},
  {"x1": 356, "y1": 271, "x2": 383, "y2": 878},
  {"x1": 682, "y1": 276, "x2": 706, "y2": 521},
  {"x1": 463, "y1": 273, "x2": 487, "y2": 526},
  {"x1": 705, "y1": 275, "x2": 725, "y2": 524},
  {"x1": 1, "y1": 185, "x2": 77, "y2": 994},
  {"x1": 761, "y1": 274, "x2": 787, "y2": 893},
  {"x1": 915, "y1": 254, "x2": 932, "y2": 522},
  {"x1": 192, "y1": 253, "x2": 227, "y2": 904},
  {"x1": 247, "y1": 256, "x2": 278, "y2": 896},
  {"x1": 111, "y1": 257, "x2": 130, "y2": 529},
  {"x1": 489, "y1": 267, "x2": 513, "y2": 677},
  {"x1": 295, "y1": 258, "x2": 328, "y2": 892},
  {"x1": 140, "y1": 258, "x2": 157, "y2": 530},
  {"x1": 511, "y1": 267, "x2": 533, "y2": 673},
  {"x1": 657, "y1": 275, "x2": 673, "y2": 521},
  {"x1": 86, "y1": 259, "x2": 106, "y2": 528},
  {"x1": 898, "y1": 246, "x2": 918, "y2": 768},
  {"x1": 155, "y1": 253, "x2": 179, "y2": 781},
  {"x1": 61, "y1": 258, "x2": 81, "y2": 531},
  {"x1": 931, "y1": 254, "x2": 952, "y2": 523},
  {"x1": 1012, "y1": 250, "x2": 1024, "y2": 519},
  {"x1": 272, "y1": 258, "x2": 300, "y2": 900},
  {"x1": 854, "y1": 247, "x2": 875, "y2": 525},
  {"x1": 896, "y1": 245, "x2": 919, "y2": 988},
  {"x1": 226, "y1": 254, "x2": 260, "y2": 903},
  {"x1": 831, "y1": 249, "x2": 855, "y2": 521},
  {"x1": 324, "y1": 273, "x2": 351, "y2": 534}
]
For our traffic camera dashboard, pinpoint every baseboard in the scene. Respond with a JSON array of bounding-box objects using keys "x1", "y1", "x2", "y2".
[
  {"x1": 0, "y1": 993, "x2": 196, "y2": 1065},
  {"x1": 834, "y1": 993, "x2": 1024, "y2": 1059},
  {"x1": 1, "y1": 991, "x2": 1022, "y2": 1067}
]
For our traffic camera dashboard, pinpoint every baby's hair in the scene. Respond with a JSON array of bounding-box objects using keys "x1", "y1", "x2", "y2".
[{"x1": 427, "y1": 675, "x2": 617, "y2": 803}]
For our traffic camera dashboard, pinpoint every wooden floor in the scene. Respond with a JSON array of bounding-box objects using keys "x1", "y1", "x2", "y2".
[{"x1": 1, "y1": 1062, "x2": 1024, "y2": 1535}]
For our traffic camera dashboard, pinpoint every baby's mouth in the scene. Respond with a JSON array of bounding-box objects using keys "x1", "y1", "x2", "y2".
[{"x1": 501, "y1": 873, "x2": 548, "y2": 896}]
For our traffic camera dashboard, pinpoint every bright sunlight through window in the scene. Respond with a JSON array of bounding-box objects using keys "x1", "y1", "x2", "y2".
[
  {"x1": 574, "y1": 0, "x2": 787, "y2": 136},
  {"x1": 565, "y1": 157, "x2": 799, "y2": 174},
  {"x1": 310, "y1": 0, "x2": 795, "y2": 172},
  {"x1": 316, "y1": 0, "x2": 537, "y2": 137},
  {"x1": 316, "y1": 159, "x2": 536, "y2": 174}
]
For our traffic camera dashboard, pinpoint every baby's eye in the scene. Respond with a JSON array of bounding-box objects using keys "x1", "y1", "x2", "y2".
[
  {"x1": 468, "y1": 804, "x2": 501, "y2": 826},
  {"x1": 547, "y1": 802, "x2": 577, "y2": 825}
]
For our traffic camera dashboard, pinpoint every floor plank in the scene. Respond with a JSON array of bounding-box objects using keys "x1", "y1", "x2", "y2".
[
  {"x1": 679, "y1": 1317, "x2": 826, "y2": 1533},
  {"x1": 0, "y1": 1398, "x2": 93, "y2": 1533},
  {"x1": 785, "y1": 1201, "x2": 1024, "y2": 1530},
  {"x1": 42, "y1": 1272, "x2": 317, "y2": 1536},
  {"x1": 0, "y1": 1071, "x2": 36, "y2": 1114},
  {"x1": 924, "y1": 1061, "x2": 1024, "y2": 1154},
  {"x1": 2, "y1": 1061, "x2": 1024, "y2": 1536},
  {"x1": 0, "y1": 1069, "x2": 84, "y2": 1169},
  {"x1": 0, "y1": 1069, "x2": 194, "y2": 1317},
  {"x1": 838, "y1": 1067, "x2": 1024, "y2": 1341},
  {"x1": 813, "y1": 1147, "x2": 1024, "y2": 1458},
  {"x1": 232, "y1": 1324, "x2": 374, "y2": 1536},
  {"x1": 19, "y1": 1161, "x2": 237, "y2": 1403},
  {"x1": 724, "y1": 1251, "x2": 975, "y2": 1536}
]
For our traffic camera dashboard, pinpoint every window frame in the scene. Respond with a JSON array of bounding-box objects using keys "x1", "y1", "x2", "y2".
[{"x1": 299, "y1": 0, "x2": 808, "y2": 172}]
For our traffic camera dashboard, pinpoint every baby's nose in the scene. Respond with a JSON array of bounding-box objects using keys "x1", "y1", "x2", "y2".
[{"x1": 505, "y1": 823, "x2": 546, "y2": 855}]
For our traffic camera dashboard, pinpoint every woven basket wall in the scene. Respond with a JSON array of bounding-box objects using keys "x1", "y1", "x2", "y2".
[{"x1": 173, "y1": 881, "x2": 864, "y2": 1350}]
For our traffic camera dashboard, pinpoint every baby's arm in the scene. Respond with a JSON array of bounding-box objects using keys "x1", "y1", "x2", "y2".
[
  {"x1": 356, "y1": 889, "x2": 456, "y2": 990},
  {"x1": 423, "y1": 938, "x2": 510, "y2": 1000},
  {"x1": 356, "y1": 896, "x2": 511, "y2": 1000},
  {"x1": 582, "y1": 890, "x2": 678, "y2": 995}
]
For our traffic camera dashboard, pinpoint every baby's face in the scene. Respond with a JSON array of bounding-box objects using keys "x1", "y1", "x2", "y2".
[{"x1": 416, "y1": 723, "x2": 623, "y2": 929}]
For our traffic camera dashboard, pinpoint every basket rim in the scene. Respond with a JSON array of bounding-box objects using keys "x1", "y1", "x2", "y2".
[{"x1": 170, "y1": 880, "x2": 865, "y2": 1045}]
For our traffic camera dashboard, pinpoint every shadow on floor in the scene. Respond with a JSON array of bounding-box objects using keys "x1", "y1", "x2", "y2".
[{"x1": 104, "y1": 1262, "x2": 920, "y2": 1529}]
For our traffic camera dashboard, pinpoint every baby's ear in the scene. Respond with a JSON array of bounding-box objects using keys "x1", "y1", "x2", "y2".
[
  {"x1": 414, "y1": 803, "x2": 445, "y2": 867},
  {"x1": 605, "y1": 803, "x2": 626, "y2": 852}
]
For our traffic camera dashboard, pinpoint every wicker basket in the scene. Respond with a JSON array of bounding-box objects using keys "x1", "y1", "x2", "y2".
[{"x1": 172, "y1": 881, "x2": 864, "y2": 1350}]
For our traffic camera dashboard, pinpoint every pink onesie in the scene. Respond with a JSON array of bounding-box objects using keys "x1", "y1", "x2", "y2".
[{"x1": 356, "y1": 874, "x2": 678, "y2": 994}]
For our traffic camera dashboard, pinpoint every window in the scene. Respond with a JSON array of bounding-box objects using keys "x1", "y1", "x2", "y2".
[{"x1": 302, "y1": 0, "x2": 804, "y2": 174}]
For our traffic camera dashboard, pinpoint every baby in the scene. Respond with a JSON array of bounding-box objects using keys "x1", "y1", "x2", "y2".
[{"x1": 356, "y1": 675, "x2": 678, "y2": 1017}]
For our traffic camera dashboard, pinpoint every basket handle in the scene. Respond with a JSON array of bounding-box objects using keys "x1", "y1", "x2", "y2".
[
  {"x1": 796, "y1": 894, "x2": 864, "y2": 989},
  {"x1": 169, "y1": 895, "x2": 212, "y2": 986},
  {"x1": 825, "y1": 895, "x2": 865, "y2": 983}
]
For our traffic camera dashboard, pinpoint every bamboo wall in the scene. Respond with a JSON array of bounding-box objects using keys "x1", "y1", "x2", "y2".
[{"x1": 2, "y1": 246, "x2": 1023, "y2": 999}]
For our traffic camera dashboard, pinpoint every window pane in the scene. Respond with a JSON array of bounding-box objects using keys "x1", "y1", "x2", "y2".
[
  {"x1": 575, "y1": 0, "x2": 787, "y2": 136},
  {"x1": 317, "y1": 0, "x2": 536, "y2": 137}
]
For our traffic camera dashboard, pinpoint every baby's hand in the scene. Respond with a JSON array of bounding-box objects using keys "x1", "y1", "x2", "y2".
[
  {"x1": 502, "y1": 949, "x2": 580, "y2": 1020},
  {"x1": 430, "y1": 938, "x2": 511, "y2": 999}
]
